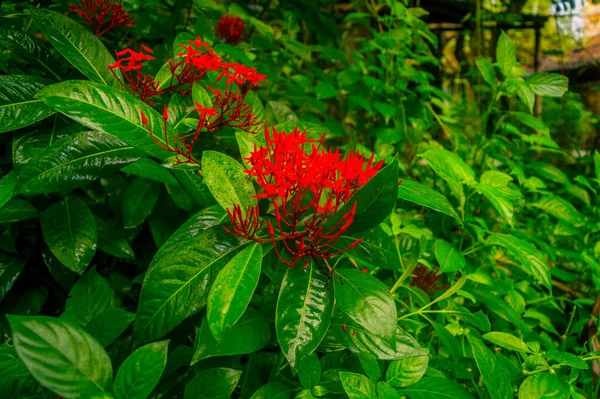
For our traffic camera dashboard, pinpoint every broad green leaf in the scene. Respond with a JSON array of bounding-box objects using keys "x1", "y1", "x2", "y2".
[
  {"x1": 517, "y1": 82, "x2": 535, "y2": 113},
  {"x1": 453, "y1": 306, "x2": 492, "y2": 332},
  {"x1": 397, "y1": 179, "x2": 460, "y2": 223},
  {"x1": 95, "y1": 217, "x2": 135, "y2": 259},
  {"x1": 525, "y1": 73, "x2": 568, "y2": 97},
  {"x1": 476, "y1": 171, "x2": 521, "y2": 226},
  {"x1": 8, "y1": 315, "x2": 113, "y2": 398},
  {"x1": 202, "y1": 150, "x2": 256, "y2": 212},
  {"x1": 0, "y1": 199, "x2": 37, "y2": 223},
  {"x1": 17, "y1": 131, "x2": 142, "y2": 195},
  {"x1": 496, "y1": 31, "x2": 516, "y2": 76},
  {"x1": 0, "y1": 253, "x2": 25, "y2": 302},
  {"x1": 36, "y1": 81, "x2": 172, "y2": 159},
  {"x1": 468, "y1": 335, "x2": 512, "y2": 399},
  {"x1": 483, "y1": 332, "x2": 531, "y2": 353},
  {"x1": 334, "y1": 269, "x2": 396, "y2": 338},
  {"x1": 114, "y1": 341, "x2": 169, "y2": 399},
  {"x1": 339, "y1": 372, "x2": 377, "y2": 399},
  {"x1": 122, "y1": 177, "x2": 160, "y2": 228},
  {"x1": 207, "y1": 243, "x2": 262, "y2": 341},
  {"x1": 40, "y1": 197, "x2": 97, "y2": 275},
  {"x1": 529, "y1": 162, "x2": 569, "y2": 185},
  {"x1": 334, "y1": 235, "x2": 399, "y2": 271},
  {"x1": 358, "y1": 353, "x2": 381, "y2": 381},
  {"x1": 0, "y1": 171, "x2": 16, "y2": 210},
  {"x1": 487, "y1": 234, "x2": 550, "y2": 290},
  {"x1": 518, "y1": 373, "x2": 569, "y2": 399},
  {"x1": 421, "y1": 147, "x2": 474, "y2": 198},
  {"x1": 192, "y1": 310, "x2": 271, "y2": 363},
  {"x1": 173, "y1": 169, "x2": 217, "y2": 209},
  {"x1": 298, "y1": 354, "x2": 321, "y2": 389},
  {"x1": 30, "y1": 8, "x2": 119, "y2": 86},
  {"x1": 475, "y1": 58, "x2": 496, "y2": 87},
  {"x1": 184, "y1": 368, "x2": 242, "y2": 399},
  {"x1": 121, "y1": 158, "x2": 178, "y2": 185},
  {"x1": 0, "y1": 75, "x2": 55, "y2": 134},
  {"x1": 386, "y1": 354, "x2": 428, "y2": 387},
  {"x1": 64, "y1": 268, "x2": 116, "y2": 326},
  {"x1": 276, "y1": 265, "x2": 334, "y2": 367},
  {"x1": 377, "y1": 382, "x2": 401, "y2": 399},
  {"x1": 531, "y1": 195, "x2": 585, "y2": 226},
  {"x1": 331, "y1": 324, "x2": 426, "y2": 360},
  {"x1": 250, "y1": 381, "x2": 295, "y2": 399},
  {"x1": 85, "y1": 308, "x2": 135, "y2": 347},
  {"x1": 429, "y1": 319, "x2": 461, "y2": 359},
  {"x1": 397, "y1": 376, "x2": 475, "y2": 399},
  {"x1": 326, "y1": 157, "x2": 399, "y2": 235},
  {"x1": 511, "y1": 112, "x2": 549, "y2": 134},
  {"x1": 134, "y1": 206, "x2": 244, "y2": 343},
  {"x1": 546, "y1": 350, "x2": 588, "y2": 370},
  {"x1": 434, "y1": 240, "x2": 466, "y2": 273},
  {"x1": 0, "y1": 344, "x2": 30, "y2": 381},
  {"x1": 0, "y1": 28, "x2": 62, "y2": 79}
]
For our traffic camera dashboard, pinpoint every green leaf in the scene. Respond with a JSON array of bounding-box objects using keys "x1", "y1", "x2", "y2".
[
  {"x1": 202, "y1": 150, "x2": 256, "y2": 212},
  {"x1": 487, "y1": 234, "x2": 551, "y2": 290},
  {"x1": 192, "y1": 309, "x2": 271, "y2": 363},
  {"x1": 30, "y1": 8, "x2": 119, "y2": 87},
  {"x1": 0, "y1": 171, "x2": 16, "y2": 210},
  {"x1": 331, "y1": 324, "x2": 426, "y2": 361},
  {"x1": 184, "y1": 368, "x2": 242, "y2": 399},
  {"x1": 386, "y1": 354, "x2": 428, "y2": 387},
  {"x1": 134, "y1": 206, "x2": 244, "y2": 343},
  {"x1": 496, "y1": 31, "x2": 516, "y2": 76},
  {"x1": 192, "y1": 82, "x2": 213, "y2": 108},
  {"x1": 121, "y1": 158, "x2": 178, "y2": 185},
  {"x1": 0, "y1": 199, "x2": 37, "y2": 223},
  {"x1": 483, "y1": 332, "x2": 531, "y2": 353},
  {"x1": 511, "y1": 112, "x2": 549, "y2": 135},
  {"x1": 326, "y1": 157, "x2": 399, "y2": 235},
  {"x1": 122, "y1": 177, "x2": 160, "y2": 228},
  {"x1": 377, "y1": 382, "x2": 401, "y2": 399},
  {"x1": 250, "y1": 381, "x2": 295, "y2": 399},
  {"x1": 207, "y1": 243, "x2": 262, "y2": 341},
  {"x1": 0, "y1": 344, "x2": 30, "y2": 381},
  {"x1": 8, "y1": 315, "x2": 113, "y2": 398},
  {"x1": 358, "y1": 353, "x2": 381, "y2": 381},
  {"x1": 0, "y1": 253, "x2": 25, "y2": 302},
  {"x1": 476, "y1": 171, "x2": 521, "y2": 226},
  {"x1": 339, "y1": 372, "x2": 377, "y2": 399},
  {"x1": 36, "y1": 80, "x2": 172, "y2": 159},
  {"x1": 265, "y1": 101, "x2": 299, "y2": 125},
  {"x1": 236, "y1": 131, "x2": 263, "y2": 168},
  {"x1": 298, "y1": 354, "x2": 321, "y2": 389},
  {"x1": 0, "y1": 28, "x2": 62, "y2": 80},
  {"x1": 546, "y1": 350, "x2": 588, "y2": 370},
  {"x1": 468, "y1": 335, "x2": 512, "y2": 399},
  {"x1": 95, "y1": 217, "x2": 135, "y2": 259},
  {"x1": 114, "y1": 341, "x2": 169, "y2": 399},
  {"x1": 421, "y1": 147, "x2": 474, "y2": 198},
  {"x1": 518, "y1": 373, "x2": 569, "y2": 399},
  {"x1": 531, "y1": 195, "x2": 585, "y2": 226},
  {"x1": 475, "y1": 58, "x2": 496, "y2": 86},
  {"x1": 41, "y1": 197, "x2": 97, "y2": 275},
  {"x1": 397, "y1": 376, "x2": 475, "y2": 399},
  {"x1": 434, "y1": 240, "x2": 466, "y2": 273},
  {"x1": 276, "y1": 265, "x2": 334, "y2": 367},
  {"x1": 525, "y1": 73, "x2": 568, "y2": 97},
  {"x1": 17, "y1": 131, "x2": 142, "y2": 195},
  {"x1": 64, "y1": 268, "x2": 116, "y2": 326},
  {"x1": 334, "y1": 269, "x2": 396, "y2": 338},
  {"x1": 85, "y1": 308, "x2": 135, "y2": 347},
  {"x1": 397, "y1": 179, "x2": 460, "y2": 223},
  {"x1": 0, "y1": 75, "x2": 55, "y2": 134}
]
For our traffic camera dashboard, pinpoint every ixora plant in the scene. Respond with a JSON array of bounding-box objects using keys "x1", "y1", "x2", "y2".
[{"x1": 1, "y1": 1, "x2": 600, "y2": 399}]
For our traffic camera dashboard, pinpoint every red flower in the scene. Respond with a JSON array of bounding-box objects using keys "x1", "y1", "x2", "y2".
[
  {"x1": 409, "y1": 265, "x2": 448, "y2": 297},
  {"x1": 223, "y1": 204, "x2": 264, "y2": 241},
  {"x1": 109, "y1": 45, "x2": 161, "y2": 105},
  {"x1": 216, "y1": 15, "x2": 245, "y2": 44},
  {"x1": 226, "y1": 125, "x2": 385, "y2": 268},
  {"x1": 71, "y1": 0, "x2": 134, "y2": 37}
]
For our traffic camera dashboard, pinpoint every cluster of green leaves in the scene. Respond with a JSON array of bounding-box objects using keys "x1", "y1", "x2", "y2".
[{"x1": 0, "y1": 0, "x2": 599, "y2": 399}]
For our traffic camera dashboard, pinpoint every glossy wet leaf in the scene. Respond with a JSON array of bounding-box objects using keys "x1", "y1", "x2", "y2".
[
  {"x1": 334, "y1": 269, "x2": 396, "y2": 338},
  {"x1": 17, "y1": 131, "x2": 142, "y2": 195},
  {"x1": 40, "y1": 197, "x2": 97, "y2": 275},
  {"x1": 386, "y1": 354, "x2": 429, "y2": 387},
  {"x1": 0, "y1": 75, "x2": 55, "y2": 134},
  {"x1": 207, "y1": 243, "x2": 262, "y2": 340},
  {"x1": 134, "y1": 206, "x2": 244, "y2": 343},
  {"x1": 122, "y1": 177, "x2": 160, "y2": 228},
  {"x1": 276, "y1": 265, "x2": 334, "y2": 367},
  {"x1": 184, "y1": 368, "x2": 242, "y2": 399},
  {"x1": 114, "y1": 341, "x2": 169, "y2": 399},
  {"x1": 36, "y1": 81, "x2": 172, "y2": 159},
  {"x1": 0, "y1": 199, "x2": 38, "y2": 223},
  {"x1": 397, "y1": 179, "x2": 460, "y2": 222},
  {"x1": 0, "y1": 28, "x2": 62, "y2": 79},
  {"x1": 30, "y1": 8, "x2": 119, "y2": 87},
  {"x1": 192, "y1": 309, "x2": 271, "y2": 363},
  {"x1": 8, "y1": 315, "x2": 113, "y2": 398},
  {"x1": 0, "y1": 253, "x2": 25, "y2": 302},
  {"x1": 202, "y1": 150, "x2": 256, "y2": 212},
  {"x1": 326, "y1": 157, "x2": 398, "y2": 235}
]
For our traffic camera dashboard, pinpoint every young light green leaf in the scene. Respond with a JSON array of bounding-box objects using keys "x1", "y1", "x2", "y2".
[
  {"x1": 114, "y1": 341, "x2": 169, "y2": 399},
  {"x1": 476, "y1": 58, "x2": 496, "y2": 87},
  {"x1": 435, "y1": 240, "x2": 466, "y2": 273},
  {"x1": 496, "y1": 31, "x2": 516, "y2": 76},
  {"x1": 525, "y1": 73, "x2": 568, "y2": 97},
  {"x1": 397, "y1": 179, "x2": 461, "y2": 223},
  {"x1": 40, "y1": 197, "x2": 97, "y2": 275},
  {"x1": 421, "y1": 147, "x2": 474, "y2": 198},
  {"x1": 483, "y1": 332, "x2": 531, "y2": 353},
  {"x1": 207, "y1": 243, "x2": 262, "y2": 341},
  {"x1": 339, "y1": 372, "x2": 377, "y2": 399},
  {"x1": 386, "y1": 354, "x2": 429, "y2": 387},
  {"x1": 8, "y1": 315, "x2": 113, "y2": 398}
]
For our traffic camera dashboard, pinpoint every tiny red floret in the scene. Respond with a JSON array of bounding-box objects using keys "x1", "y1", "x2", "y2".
[
  {"x1": 216, "y1": 15, "x2": 245, "y2": 44},
  {"x1": 70, "y1": 0, "x2": 134, "y2": 37}
]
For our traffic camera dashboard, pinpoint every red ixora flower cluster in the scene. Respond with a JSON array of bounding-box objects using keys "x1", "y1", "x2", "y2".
[
  {"x1": 224, "y1": 125, "x2": 385, "y2": 268},
  {"x1": 216, "y1": 15, "x2": 245, "y2": 44},
  {"x1": 409, "y1": 265, "x2": 448, "y2": 297},
  {"x1": 70, "y1": 0, "x2": 134, "y2": 37}
]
